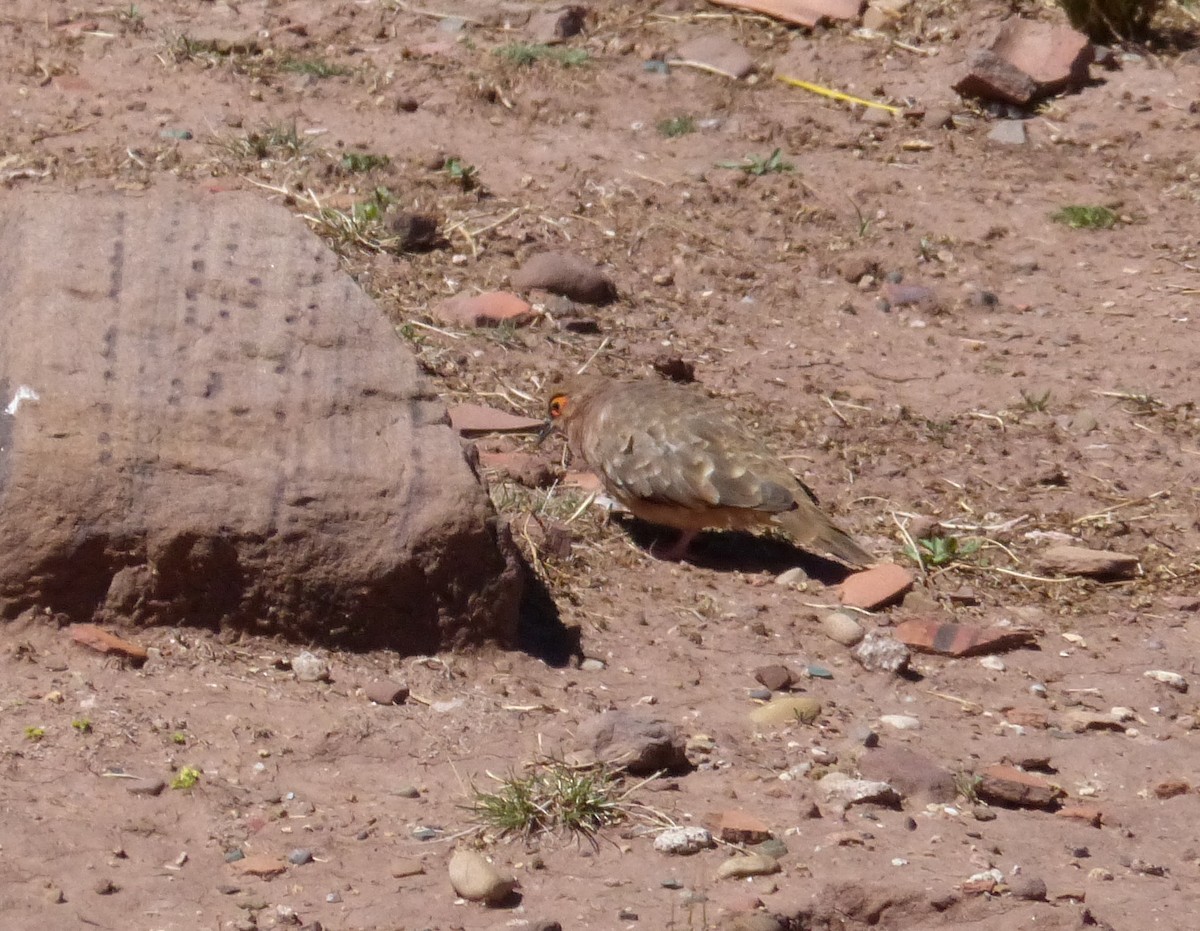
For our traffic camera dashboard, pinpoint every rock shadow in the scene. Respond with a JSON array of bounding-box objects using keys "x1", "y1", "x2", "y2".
[{"x1": 515, "y1": 559, "x2": 582, "y2": 668}]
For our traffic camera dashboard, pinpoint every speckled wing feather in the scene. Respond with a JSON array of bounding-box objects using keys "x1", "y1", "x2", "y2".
[
  {"x1": 554, "y1": 375, "x2": 873, "y2": 567},
  {"x1": 577, "y1": 383, "x2": 797, "y2": 514}
]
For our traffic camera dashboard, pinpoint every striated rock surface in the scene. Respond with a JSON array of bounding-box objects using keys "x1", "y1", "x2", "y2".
[{"x1": 0, "y1": 186, "x2": 521, "y2": 651}]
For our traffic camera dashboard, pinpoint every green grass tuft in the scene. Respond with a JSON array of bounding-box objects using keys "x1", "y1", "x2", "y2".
[
  {"x1": 1051, "y1": 205, "x2": 1118, "y2": 230},
  {"x1": 904, "y1": 535, "x2": 982, "y2": 568},
  {"x1": 340, "y1": 152, "x2": 391, "y2": 173},
  {"x1": 717, "y1": 148, "x2": 794, "y2": 176},
  {"x1": 469, "y1": 759, "x2": 633, "y2": 841},
  {"x1": 170, "y1": 765, "x2": 202, "y2": 790},
  {"x1": 657, "y1": 115, "x2": 696, "y2": 138},
  {"x1": 280, "y1": 56, "x2": 350, "y2": 78}
]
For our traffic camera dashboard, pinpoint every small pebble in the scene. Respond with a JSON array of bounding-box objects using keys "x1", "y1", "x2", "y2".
[
  {"x1": 288, "y1": 849, "x2": 313, "y2": 866},
  {"x1": 448, "y1": 848, "x2": 517, "y2": 905},
  {"x1": 364, "y1": 680, "x2": 409, "y2": 705},
  {"x1": 750, "y1": 837, "x2": 789, "y2": 860},
  {"x1": 291, "y1": 651, "x2": 330, "y2": 683},
  {"x1": 126, "y1": 778, "x2": 167, "y2": 797},
  {"x1": 653, "y1": 826, "x2": 715, "y2": 855},
  {"x1": 879, "y1": 714, "x2": 921, "y2": 731},
  {"x1": 580, "y1": 658, "x2": 606, "y2": 672},
  {"x1": 715, "y1": 853, "x2": 780, "y2": 879},
  {"x1": 852, "y1": 631, "x2": 911, "y2": 673},
  {"x1": 392, "y1": 858, "x2": 425, "y2": 878},
  {"x1": 1011, "y1": 876, "x2": 1048, "y2": 901},
  {"x1": 1145, "y1": 670, "x2": 1188, "y2": 692},
  {"x1": 775, "y1": 567, "x2": 807, "y2": 586},
  {"x1": 822, "y1": 611, "x2": 865, "y2": 647}
]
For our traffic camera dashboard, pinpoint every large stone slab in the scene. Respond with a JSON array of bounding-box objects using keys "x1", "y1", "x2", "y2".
[{"x1": 0, "y1": 185, "x2": 521, "y2": 651}]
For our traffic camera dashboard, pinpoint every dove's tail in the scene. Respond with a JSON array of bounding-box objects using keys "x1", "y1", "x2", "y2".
[{"x1": 775, "y1": 502, "x2": 874, "y2": 569}]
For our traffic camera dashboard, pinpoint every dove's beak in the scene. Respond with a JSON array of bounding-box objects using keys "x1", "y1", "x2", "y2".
[{"x1": 535, "y1": 419, "x2": 556, "y2": 447}]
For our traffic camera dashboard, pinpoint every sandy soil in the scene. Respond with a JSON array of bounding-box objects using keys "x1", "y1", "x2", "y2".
[{"x1": 2, "y1": 1, "x2": 1200, "y2": 929}]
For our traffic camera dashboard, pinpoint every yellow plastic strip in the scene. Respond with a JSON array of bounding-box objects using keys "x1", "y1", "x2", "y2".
[{"x1": 776, "y1": 74, "x2": 901, "y2": 114}]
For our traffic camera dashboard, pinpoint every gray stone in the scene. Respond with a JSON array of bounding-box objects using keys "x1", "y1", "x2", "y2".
[
  {"x1": 1011, "y1": 875, "x2": 1048, "y2": 901},
  {"x1": 1036, "y1": 545, "x2": 1138, "y2": 580},
  {"x1": 715, "y1": 853, "x2": 780, "y2": 879},
  {"x1": 818, "y1": 772, "x2": 903, "y2": 808},
  {"x1": 1069, "y1": 411, "x2": 1099, "y2": 434},
  {"x1": 511, "y1": 251, "x2": 616, "y2": 304},
  {"x1": 365, "y1": 679, "x2": 410, "y2": 705},
  {"x1": 292, "y1": 651, "x2": 330, "y2": 683},
  {"x1": 675, "y1": 35, "x2": 755, "y2": 80},
  {"x1": 750, "y1": 837, "x2": 789, "y2": 860},
  {"x1": 859, "y1": 748, "x2": 956, "y2": 802},
  {"x1": 653, "y1": 826, "x2": 715, "y2": 855},
  {"x1": 852, "y1": 631, "x2": 911, "y2": 673},
  {"x1": 447, "y1": 848, "x2": 517, "y2": 904},
  {"x1": 988, "y1": 120, "x2": 1028, "y2": 145},
  {"x1": 576, "y1": 710, "x2": 690, "y2": 774},
  {"x1": 822, "y1": 611, "x2": 865, "y2": 646},
  {"x1": 125, "y1": 778, "x2": 167, "y2": 797},
  {"x1": 1145, "y1": 670, "x2": 1188, "y2": 693},
  {"x1": 0, "y1": 187, "x2": 521, "y2": 651},
  {"x1": 879, "y1": 713, "x2": 921, "y2": 731}
]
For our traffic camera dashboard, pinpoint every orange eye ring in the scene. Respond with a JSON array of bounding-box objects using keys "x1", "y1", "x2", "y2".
[{"x1": 548, "y1": 395, "x2": 568, "y2": 418}]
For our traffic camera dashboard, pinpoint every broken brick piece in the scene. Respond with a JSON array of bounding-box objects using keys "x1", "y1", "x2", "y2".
[
  {"x1": 70, "y1": 624, "x2": 148, "y2": 665},
  {"x1": 895, "y1": 619, "x2": 1038, "y2": 657}
]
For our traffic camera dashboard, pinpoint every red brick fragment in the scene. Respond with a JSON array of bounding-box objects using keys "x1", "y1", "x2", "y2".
[
  {"x1": 1057, "y1": 805, "x2": 1103, "y2": 828},
  {"x1": 838, "y1": 563, "x2": 914, "y2": 610},
  {"x1": 715, "y1": 810, "x2": 774, "y2": 845},
  {"x1": 447, "y1": 404, "x2": 543, "y2": 436},
  {"x1": 431, "y1": 291, "x2": 535, "y2": 329},
  {"x1": 895, "y1": 619, "x2": 1038, "y2": 657},
  {"x1": 977, "y1": 764, "x2": 1065, "y2": 810},
  {"x1": 70, "y1": 624, "x2": 148, "y2": 665},
  {"x1": 708, "y1": 0, "x2": 863, "y2": 28}
]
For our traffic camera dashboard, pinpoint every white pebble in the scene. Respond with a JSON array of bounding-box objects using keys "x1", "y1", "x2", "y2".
[
  {"x1": 1145, "y1": 670, "x2": 1188, "y2": 692},
  {"x1": 879, "y1": 714, "x2": 921, "y2": 731}
]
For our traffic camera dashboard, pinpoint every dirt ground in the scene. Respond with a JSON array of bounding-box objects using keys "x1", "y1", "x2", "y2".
[{"x1": 3, "y1": 1, "x2": 1200, "y2": 929}]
